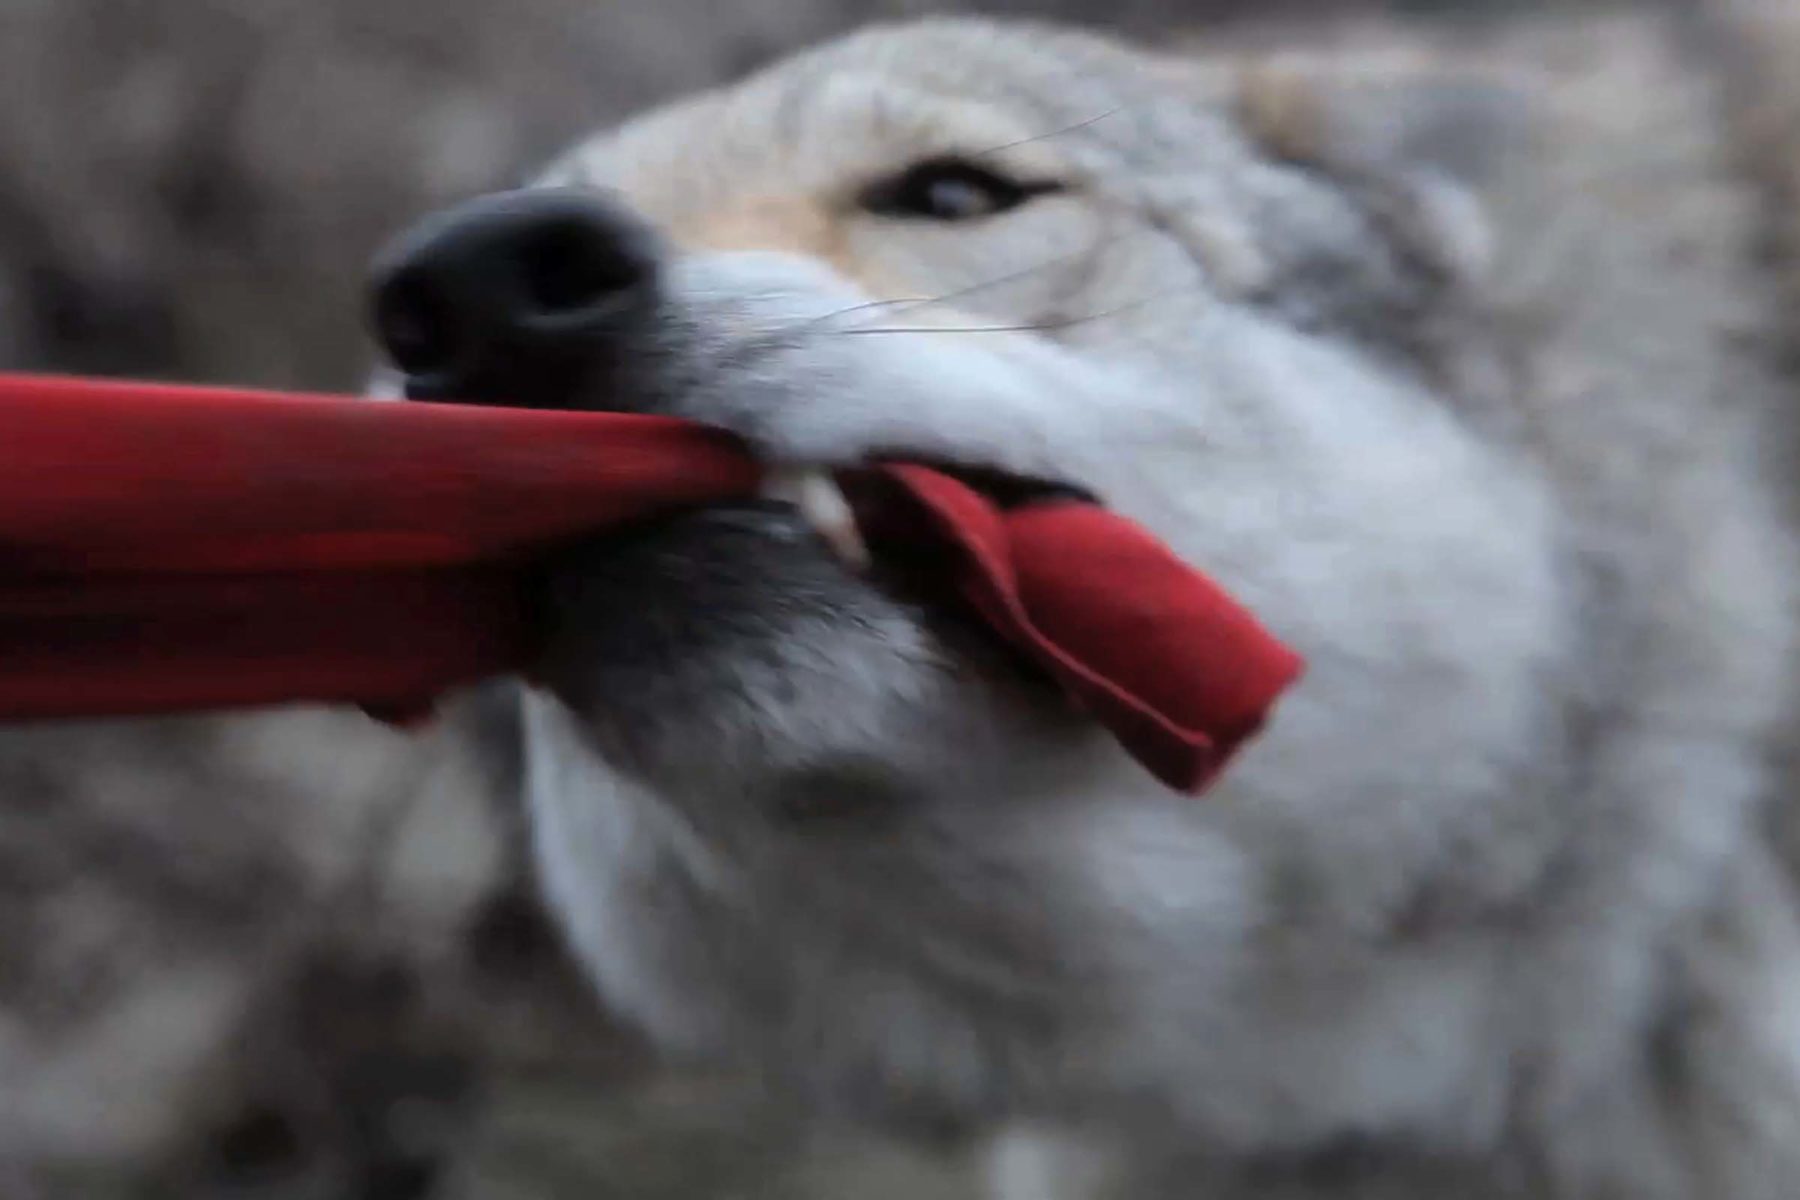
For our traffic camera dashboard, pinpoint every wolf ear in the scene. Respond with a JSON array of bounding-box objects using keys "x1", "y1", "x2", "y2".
[
  {"x1": 1231, "y1": 54, "x2": 1529, "y2": 188},
  {"x1": 1226, "y1": 54, "x2": 1529, "y2": 287}
]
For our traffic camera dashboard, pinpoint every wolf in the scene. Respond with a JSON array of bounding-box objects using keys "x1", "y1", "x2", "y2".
[{"x1": 356, "y1": 5, "x2": 1800, "y2": 1197}]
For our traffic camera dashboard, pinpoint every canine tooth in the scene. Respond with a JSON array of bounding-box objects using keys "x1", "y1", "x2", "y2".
[{"x1": 761, "y1": 468, "x2": 871, "y2": 571}]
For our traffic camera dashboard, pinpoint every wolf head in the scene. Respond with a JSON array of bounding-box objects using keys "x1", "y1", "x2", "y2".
[{"x1": 368, "y1": 18, "x2": 1790, "y2": 1157}]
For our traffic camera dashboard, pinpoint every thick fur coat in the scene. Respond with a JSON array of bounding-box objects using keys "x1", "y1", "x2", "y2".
[{"x1": 499, "y1": 10, "x2": 1800, "y2": 1198}]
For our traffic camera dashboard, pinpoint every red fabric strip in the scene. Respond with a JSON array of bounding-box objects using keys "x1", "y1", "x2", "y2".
[
  {"x1": 861, "y1": 465, "x2": 1303, "y2": 792},
  {"x1": 0, "y1": 373, "x2": 760, "y2": 573},
  {"x1": 0, "y1": 372, "x2": 1302, "y2": 792}
]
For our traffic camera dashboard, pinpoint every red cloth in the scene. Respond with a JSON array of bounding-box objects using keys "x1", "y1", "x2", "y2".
[{"x1": 0, "y1": 372, "x2": 1302, "y2": 792}]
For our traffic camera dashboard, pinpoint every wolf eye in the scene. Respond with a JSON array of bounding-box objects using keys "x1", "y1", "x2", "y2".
[{"x1": 860, "y1": 157, "x2": 1060, "y2": 222}]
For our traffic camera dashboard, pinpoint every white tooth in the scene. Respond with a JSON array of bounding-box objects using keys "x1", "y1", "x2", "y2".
[{"x1": 761, "y1": 467, "x2": 871, "y2": 571}]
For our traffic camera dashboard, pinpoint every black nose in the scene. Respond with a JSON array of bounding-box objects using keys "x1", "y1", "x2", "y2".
[{"x1": 368, "y1": 188, "x2": 660, "y2": 406}]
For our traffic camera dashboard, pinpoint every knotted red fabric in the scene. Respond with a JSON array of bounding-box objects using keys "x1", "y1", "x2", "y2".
[{"x1": 0, "y1": 372, "x2": 1302, "y2": 792}]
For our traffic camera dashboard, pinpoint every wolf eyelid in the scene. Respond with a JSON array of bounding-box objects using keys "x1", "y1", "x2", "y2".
[{"x1": 857, "y1": 156, "x2": 1066, "y2": 221}]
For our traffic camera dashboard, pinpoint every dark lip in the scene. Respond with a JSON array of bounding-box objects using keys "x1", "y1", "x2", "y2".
[
  {"x1": 846, "y1": 454, "x2": 1098, "y2": 509},
  {"x1": 399, "y1": 371, "x2": 593, "y2": 410}
]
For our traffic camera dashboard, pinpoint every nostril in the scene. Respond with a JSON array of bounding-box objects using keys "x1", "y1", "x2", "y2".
[
  {"x1": 367, "y1": 188, "x2": 662, "y2": 405},
  {"x1": 374, "y1": 275, "x2": 458, "y2": 376},
  {"x1": 516, "y1": 217, "x2": 646, "y2": 316}
]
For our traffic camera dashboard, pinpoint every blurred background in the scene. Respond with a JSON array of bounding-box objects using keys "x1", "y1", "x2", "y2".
[{"x1": 0, "y1": 2, "x2": 1732, "y2": 1199}]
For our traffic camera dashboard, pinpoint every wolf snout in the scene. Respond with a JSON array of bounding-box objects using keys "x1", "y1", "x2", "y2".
[{"x1": 369, "y1": 187, "x2": 661, "y2": 407}]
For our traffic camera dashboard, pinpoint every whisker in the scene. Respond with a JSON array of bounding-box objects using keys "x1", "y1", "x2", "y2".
[
  {"x1": 786, "y1": 294, "x2": 942, "y2": 333},
  {"x1": 971, "y1": 107, "x2": 1125, "y2": 159},
  {"x1": 791, "y1": 227, "x2": 1143, "y2": 341},
  {"x1": 686, "y1": 185, "x2": 1154, "y2": 389},
  {"x1": 824, "y1": 287, "x2": 1191, "y2": 337},
  {"x1": 764, "y1": 164, "x2": 1145, "y2": 345}
]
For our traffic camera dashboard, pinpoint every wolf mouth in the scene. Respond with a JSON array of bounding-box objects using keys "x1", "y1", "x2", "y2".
[{"x1": 761, "y1": 460, "x2": 1099, "y2": 576}]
